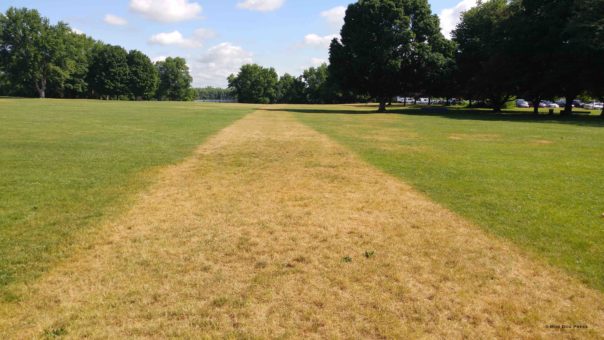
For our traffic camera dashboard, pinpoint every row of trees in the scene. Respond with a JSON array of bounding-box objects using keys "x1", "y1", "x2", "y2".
[
  {"x1": 195, "y1": 87, "x2": 236, "y2": 101},
  {"x1": 227, "y1": 63, "x2": 360, "y2": 105},
  {"x1": 0, "y1": 7, "x2": 194, "y2": 100},
  {"x1": 454, "y1": 0, "x2": 604, "y2": 114},
  {"x1": 329, "y1": 0, "x2": 604, "y2": 114},
  {"x1": 228, "y1": 0, "x2": 603, "y2": 115}
]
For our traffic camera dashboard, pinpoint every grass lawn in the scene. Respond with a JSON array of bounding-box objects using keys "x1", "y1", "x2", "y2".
[
  {"x1": 0, "y1": 99, "x2": 256, "y2": 296},
  {"x1": 292, "y1": 104, "x2": 604, "y2": 291}
]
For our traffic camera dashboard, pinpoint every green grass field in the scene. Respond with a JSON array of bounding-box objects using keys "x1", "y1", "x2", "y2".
[
  {"x1": 0, "y1": 99, "x2": 256, "y2": 296},
  {"x1": 293, "y1": 104, "x2": 604, "y2": 290},
  {"x1": 2, "y1": 99, "x2": 603, "y2": 299}
]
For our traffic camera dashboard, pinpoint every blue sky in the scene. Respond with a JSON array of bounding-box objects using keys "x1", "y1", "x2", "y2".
[{"x1": 0, "y1": 0, "x2": 476, "y2": 87}]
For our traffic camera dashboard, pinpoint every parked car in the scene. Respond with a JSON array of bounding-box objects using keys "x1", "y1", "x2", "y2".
[
  {"x1": 540, "y1": 101, "x2": 559, "y2": 108},
  {"x1": 584, "y1": 102, "x2": 603, "y2": 110},
  {"x1": 516, "y1": 99, "x2": 529, "y2": 108},
  {"x1": 546, "y1": 101, "x2": 559, "y2": 108},
  {"x1": 556, "y1": 99, "x2": 583, "y2": 108},
  {"x1": 396, "y1": 97, "x2": 415, "y2": 104}
]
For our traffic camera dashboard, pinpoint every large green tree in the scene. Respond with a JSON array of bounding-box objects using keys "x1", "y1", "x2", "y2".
[
  {"x1": 87, "y1": 44, "x2": 130, "y2": 99},
  {"x1": 505, "y1": 0, "x2": 566, "y2": 114},
  {"x1": 558, "y1": 0, "x2": 604, "y2": 115},
  {"x1": 276, "y1": 73, "x2": 306, "y2": 104},
  {"x1": 453, "y1": 0, "x2": 515, "y2": 112},
  {"x1": 330, "y1": 0, "x2": 450, "y2": 112},
  {"x1": 329, "y1": 0, "x2": 408, "y2": 112},
  {"x1": 156, "y1": 57, "x2": 194, "y2": 101},
  {"x1": 127, "y1": 50, "x2": 158, "y2": 100},
  {"x1": 58, "y1": 32, "x2": 98, "y2": 99},
  {"x1": 228, "y1": 64, "x2": 278, "y2": 104},
  {"x1": 0, "y1": 7, "x2": 74, "y2": 98},
  {"x1": 397, "y1": 0, "x2": 455, "y2": 101},
  {"x1": 302, "y1": 64, "x2": 333, "y2": 104}
]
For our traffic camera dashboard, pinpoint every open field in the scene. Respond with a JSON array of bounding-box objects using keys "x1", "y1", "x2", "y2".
[
  {"x1": 0, "y1": 99, "x2": 256, "y2": 296},
  {"x1": 1, "y1": 100, "x2": 603, "y2": 337},
  {"x1": 1, "y1": 107, "x2": 603, "y2": 338},
  {"x1": 293, "y1": 104, "x2": 604, "y2": 291}
]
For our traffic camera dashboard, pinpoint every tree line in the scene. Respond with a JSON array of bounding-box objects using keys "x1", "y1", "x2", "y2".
[
  {"x1": 0, "y1": 7, "x2": 194, "y2": 101},
  {"x1": 227, "y1": 63, "x2": 365, "y2": 105},
  {"x1": 229, "y1": 0, "x2": 604, "y2": 115}
]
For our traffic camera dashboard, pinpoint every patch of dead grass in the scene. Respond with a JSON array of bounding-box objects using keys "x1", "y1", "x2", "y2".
[
  {"x1": 0, "y1": 110, "x2": 602, "y2": 338},
  {"x1": 532, "y1": 139, "x2": 555, "y2": 145},
  {"x1": 449, "y1": 133, "x2": 501, "y2": 141}
]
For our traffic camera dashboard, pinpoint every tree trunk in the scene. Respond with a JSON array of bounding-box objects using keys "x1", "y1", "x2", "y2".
[
  {"x1": 403, "y1": 97, "x2": 407, "y2": 106},
  {"x1": 35, "y1": 78, "x2": 46, "y2": 98},
  {"x1": 428, "y1": 97, "x2": 432, "y2": 105},
  {"x1": 378, "y1": 100, "x2": 387, "y2": 113},
  {"x1": 562, "y1": 95, "x2": 575, "y2": 116},
  {"x1": 532, "y1": 99, "x2": 540, "y2": 115}
]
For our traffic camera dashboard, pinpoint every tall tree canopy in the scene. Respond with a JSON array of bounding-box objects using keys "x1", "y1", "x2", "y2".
[
  {"x1": 88, "y1": 44, "x2": 130, "y2": 99},
  {"x1": 505, "y1": 0, "x2": 566, "y2": 113},
  {"x1": 329, "y1": 0, "x2": 407, "y2": 112},
  {"x1": 156, "y1": 57, "x2": 194, "y2": 101},
  {"x1": 302, "y1": 64, "x2": 336, "y2": 104},
  {"x1": 0, "y1": 8, "x2": 75, "y2": 98},
  {"x1": 228, "y1": 64, "x2": 278, "y2": 104},
  {"x1": 330, "y1": 0, "x2": 450, "y2": 112},
  {"x1": 556, "y1": 0, "x2": 604, "y2": 114},
  {"x1": 453, "y1": 0, "x2": 515, "y2": 112},
  {"x1": 276, "y1": 73, "x2": 306, "y2": 104},
  {"x1": 127, "y1": 50, "x2": 159, "y2": 100},
  {"x1": 0, "y1": 6, "x2": 183, "y2": 101}
]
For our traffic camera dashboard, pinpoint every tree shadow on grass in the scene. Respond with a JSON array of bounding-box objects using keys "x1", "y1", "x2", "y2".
[{"x1": 268, "y1": 105, "x2": 604, "y2": 128}]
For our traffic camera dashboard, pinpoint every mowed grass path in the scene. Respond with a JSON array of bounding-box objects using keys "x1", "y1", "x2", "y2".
[
  {"x1": 293, "y1": 104, "x2": 604, "y2": 291},
  {"x1": 0, "y1": 99, "x2": 256, "y2": 294}
]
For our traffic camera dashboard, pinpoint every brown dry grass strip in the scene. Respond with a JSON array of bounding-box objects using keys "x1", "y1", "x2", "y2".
[{"x1": 1, "y1": 110, "x2": 603, "y2": 338}]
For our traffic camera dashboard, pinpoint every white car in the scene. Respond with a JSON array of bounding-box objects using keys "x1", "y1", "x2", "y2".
[
  {"x1": 516, "y1": 99, "x2": 529, "y2": 108},
  {"x1": 540, "y1": 101, "x2": 559, "y2": 108},
  {"x1": 584, "y1": 102, "x2": 603, "y2": 110}
]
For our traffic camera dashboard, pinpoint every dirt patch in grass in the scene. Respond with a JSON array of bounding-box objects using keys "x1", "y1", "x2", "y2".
[
  {"x1": 1, "y1": 110, "x2": 602, "y2": 338},
  {"x1": 449, "y1": 133, "x2": 501, "y2": 141},
  {"x1": 532, "y1": 139, "x2": 555, "y2": 145}
]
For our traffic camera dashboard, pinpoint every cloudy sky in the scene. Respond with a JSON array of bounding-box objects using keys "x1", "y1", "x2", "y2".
[{"x1": 1, "y1": 0, "x2": 478, "y2": 87}]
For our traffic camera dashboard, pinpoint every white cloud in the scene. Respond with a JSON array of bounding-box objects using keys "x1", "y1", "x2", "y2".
[
  {"x1": 311, "y1": 58, "x2": 327, "y2": 67},
  {"x1": 152, "y1": 56, "x2": 168, "y2": 63},
  {"x1": 130, "y1": 0, "x2": 202, "y2": 23},
  {"x1": 237, "y1": 0, "x2": 284, "y2": 12},
  {"x1": 190, "y1": 42, "x2": 253, "y2": 87},
  {"x1": 439, "y1": 0, "x2": 479, "y2": 39},
  {"x1": 149, "y1": 28, "x2": 216, "y2": 48},
  {"x1": 71, "y1": 28, "x2": 85, "y2": 35},
  {"x1": 303, "y1": 34, "x2": 339, "y2": 48},
  {"x1": 104, "y1": 14, "x2": 128, "y2": 26},
  {"x1": 321, "y1": 6, "x2": 346, "y2": 28}
]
